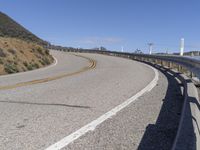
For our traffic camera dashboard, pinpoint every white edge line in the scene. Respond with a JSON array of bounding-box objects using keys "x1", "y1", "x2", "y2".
[{"x1": 45, "y1": 64, "x2": 159, "y2": 150}]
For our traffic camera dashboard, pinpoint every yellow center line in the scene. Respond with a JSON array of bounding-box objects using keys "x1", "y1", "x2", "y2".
[{"x1": 0, "y1": 54, "x2": 96, "y2": 90}]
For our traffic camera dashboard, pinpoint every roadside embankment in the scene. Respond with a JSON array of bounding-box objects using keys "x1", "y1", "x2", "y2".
[{"x1": 0, "y1": 37, "x2": 54, "y2": 75}]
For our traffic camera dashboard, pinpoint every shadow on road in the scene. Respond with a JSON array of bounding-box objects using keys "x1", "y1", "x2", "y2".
[
  {"x1": 137, "y1": 64, "x2": 184, "y2": 150},
  {"x1": 0, "y1": 100, "x2": 91, "y2": 109}
]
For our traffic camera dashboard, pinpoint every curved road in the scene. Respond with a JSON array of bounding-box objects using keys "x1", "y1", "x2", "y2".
[{"x1": 0, "y1": 51, "x2": 182, "y2": 150}]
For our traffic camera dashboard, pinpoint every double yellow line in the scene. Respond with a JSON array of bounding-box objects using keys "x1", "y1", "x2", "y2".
[{"x1": 0, "y1": 54, "x2": 96, "y2": 90}]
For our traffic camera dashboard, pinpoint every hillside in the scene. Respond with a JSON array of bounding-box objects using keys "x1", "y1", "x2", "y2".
[
  {"x1": 0, "y1": 37, "x2": 53, "y2": 75},
  {"x1": 0, "y1": 12, "x2": 47, "y2": 46},
  {"x1": 0, "y1": 12, "x2": 54, "y2": 75}
]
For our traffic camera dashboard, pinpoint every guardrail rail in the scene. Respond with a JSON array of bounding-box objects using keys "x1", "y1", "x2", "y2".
[{"x1": 53, "y1": 48, "x2": 200, "y2": 150}]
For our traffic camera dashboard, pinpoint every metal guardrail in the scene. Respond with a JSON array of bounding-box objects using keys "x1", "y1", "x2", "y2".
[
  {"x1": 59, "y1": 49, "x2": 200, "y2": 81},
  {"x1": 53, "y1": 48, "x2": 200, "y2": 150}
]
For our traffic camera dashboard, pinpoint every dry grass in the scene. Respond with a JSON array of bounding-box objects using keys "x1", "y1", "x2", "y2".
[{"x1": 0, "y1": 37, "x2": 53, "y2": 75}]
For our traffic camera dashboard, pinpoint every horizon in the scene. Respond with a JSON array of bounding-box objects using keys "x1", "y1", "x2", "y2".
[{"x1": 0, "y1": 0, "x2": 200, "y2": 53}]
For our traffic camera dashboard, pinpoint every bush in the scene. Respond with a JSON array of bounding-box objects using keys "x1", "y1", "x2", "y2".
[
  {"x1": 8, "y1": 49, "x2": 16, "y2": 55},
  {"x1": 39, "y1": 59, "x2": 45, "y2": 65},
  {"x1": 23, "y1": 61, "x2": 28, "y2": 67},
  {"x1": 0, "y1": 48, "x2": 6, "y2": 57},
  {"x1": 43, "y1": 58, "x2": 50, "y2": 65},
  {"x1": 13, "y1": 55, "x2": 18, "y2": 60},
  {"x1": 31, "y1": 48, "x2": 35, "y2": 52},
  {"x1": 20, "y1": 50, "x2": 24, "y2": 54},
  {"x1": 14, "y1": 61, "x2": 18, "y2": 65},
  {"x1": 23, "y1": 61, "x2": 33, "y2": 70},
  {"x1": 32, "y1": 63, "x2": 39, "y2": 69},
  {"x1": 4, "y1": 63, "x2": 19, "y2": 73},
  {"x1": 27, "y1": 64, "x2": 33, "y2": 70},
  {"x1": 37, "y1": 47, "x2": 43, "y2": 55},
  {"x1": 0, "y1": 58, "x2": 3, "y2": 64},
  {"x1": 45, "y1": 49, "x2": 49, "y2": 55}
]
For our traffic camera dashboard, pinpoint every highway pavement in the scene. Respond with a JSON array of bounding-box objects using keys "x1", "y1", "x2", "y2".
[{"x1": 0, "y1": 50, "x2": 182, "y2": 150}]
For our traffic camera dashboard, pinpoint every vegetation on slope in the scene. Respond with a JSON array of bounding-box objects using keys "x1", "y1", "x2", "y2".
[
  {"x1": 0, "y1": 37, "x2": 53, "y2": 75},
  {"x1": 0, "y1": 12, "x2": 54, "y2": 75}
]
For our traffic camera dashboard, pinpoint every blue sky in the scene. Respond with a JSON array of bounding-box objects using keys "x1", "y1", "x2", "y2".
[{"x1": 0, "y1": 0, "x2": 200, "y2": 53}]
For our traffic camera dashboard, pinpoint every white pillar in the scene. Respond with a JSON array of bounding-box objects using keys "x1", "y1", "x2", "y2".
[
  {"x1": 180, "y1": 38, "x2": 184, "y2": 56},
  {"x1": 149, "y1": 45, "x2": 152, "y2": 55},
  {"x1": 148, "y1": 43, "x2": 153, "y2": 55},
  {"x1": 121, "y1": 46, "x2": 124, "y2": 52}
]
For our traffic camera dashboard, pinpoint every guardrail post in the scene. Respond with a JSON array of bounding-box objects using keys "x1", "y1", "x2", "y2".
[
  {"x1": 153, "y1": 59, "x2": 156, "y2": 64},
  {"x1": 178, "y1": 65, "x2": 184, "y2": 73},
  {"x1": 155, "y1": 59, "x2": 158, "y2": 65},
  {"x1": 161, "y1": 60, "x2": 164, "y2": 66},
  {"x1": 158, "y1": 59, "x2": 161, "y2": 65},
  {"x1": 149, "y1": 58, "x2": 152, "y2": 63},
  {"x1": 168, "y1": 62, "x2": 172, "y2": 69},
  {"x1": 134, "y1": 56, "x2": 137, "y2": 60},
  {"x1": 135, "y1": 56, "x2": 137, "y2": 60},
  {"x1": 190, "y1": 71, "x2": 194, "y2": 78}
]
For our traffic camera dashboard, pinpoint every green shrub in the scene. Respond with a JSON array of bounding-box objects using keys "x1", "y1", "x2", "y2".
[
  {"x1": 23, "y1": 61, "x2": 34, "y2": 70},
  {"x1": 33, "y1": 63, "x2": 39, "y2": 69},
  {"x1": 43, "y1": 58, "x2": 50, "y2": 65},
  {"x1": 0, "y1": 58, "x2": 3, "y2": 64},
  {"x1": 13, "y1": 55, "x2": 18, "y2": 60},
  {"x1": 45, "y1": 49, "x2": 49, "y2": 55},
  {"x1": 39, "y1": 59, "x2": 45, "y2": 65},
  {"x1": 37, "y1": 47, "x2": 43, "y2": 55},
  {"x1": 4, "y1": 63, "x2": 19, "y2": 73},
  {"x1": 27, "y1": 64, "x2": 33, "y2": 70}
]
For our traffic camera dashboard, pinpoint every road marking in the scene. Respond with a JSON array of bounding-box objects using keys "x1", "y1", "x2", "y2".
[
  {"x1": 45, "y1": 64, "x2": 159, "y2": 150},
  {"x1": 0, "y1": 55, "x2": 96, "y2": 90}
]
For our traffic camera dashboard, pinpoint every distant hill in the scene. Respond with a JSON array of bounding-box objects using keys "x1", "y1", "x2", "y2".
[
  {"x1": 0, "y1": 12, "x2": 53, "y2": 75},
  {"x1": 0, "y1": 12, "x2": 47, "y2": 46}
]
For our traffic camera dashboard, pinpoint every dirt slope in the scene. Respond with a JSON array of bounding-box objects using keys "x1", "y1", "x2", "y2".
[{"x1": 0, "y1": 37, "x2": 53, "y2": 75}]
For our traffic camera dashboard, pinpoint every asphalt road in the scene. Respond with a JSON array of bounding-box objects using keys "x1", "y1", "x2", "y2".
[{"x1": 0, "y1": 51, "x2": 182, "y2": 150}]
